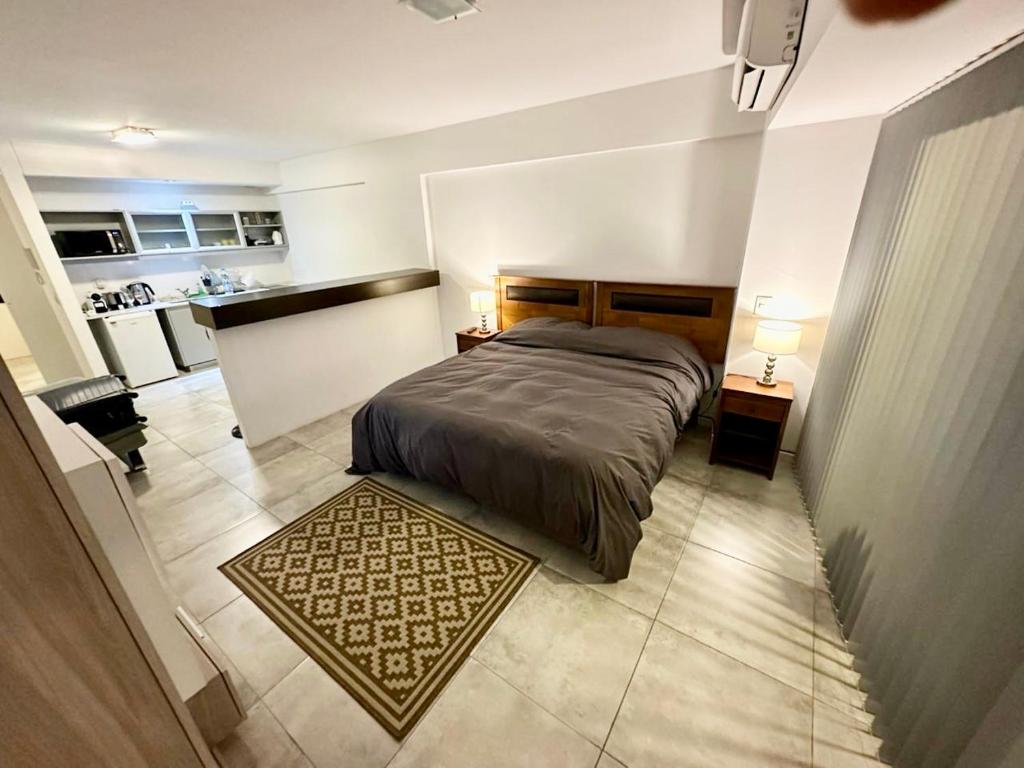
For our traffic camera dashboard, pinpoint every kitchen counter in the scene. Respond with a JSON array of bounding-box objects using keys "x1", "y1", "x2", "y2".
[
  {"x1": 84, "y1": 285, "x2": 286, "y2": 321},
  {"x1": 189, "y1": 269, "x2": 440, "y2": 330},
  {"x1": 84, "y1": 299, "x2": 190, "y2": 320},
  {"x1": 193, "y1": 267, "x2": 443, "y2": 446}
]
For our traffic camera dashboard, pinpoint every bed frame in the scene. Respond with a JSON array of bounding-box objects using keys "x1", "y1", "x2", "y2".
[
  {"x1": 494, "y1": 276, "x2": 594, "y2": 328},
  {"x1": 494, "y1": 275, "x2": 735, "y2": 365}
]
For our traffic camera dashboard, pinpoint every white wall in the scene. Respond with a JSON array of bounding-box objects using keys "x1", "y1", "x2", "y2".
[
  {"x1": 427, "y1": 132, "x2": 763, "y2": 353},
  {"x1": 0, "y1": 303, "x2": 31, "y2": 359},
  {"x1": 30, "y1": 178, "x2": 292, "y2": 301},
  {"x1": 727, "y1": 115, "x2": 882, "y2": 450},
  {"x1": 277, "y1": 67, "x2": 764, "y2": 369},
  {"x1": 0, "y1": 143, "x2": 107, "y2": 381},
  {"x1": 14, "y1": 141, "x2": 281, "y2": 187},
  {"x1": 277, "y1": 67, "x2": 765, "y2": 284}
]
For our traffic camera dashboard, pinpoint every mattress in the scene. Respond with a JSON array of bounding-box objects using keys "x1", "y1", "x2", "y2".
[{"x1": 350, "y1": 317, "x2": 711, "y2": 579}]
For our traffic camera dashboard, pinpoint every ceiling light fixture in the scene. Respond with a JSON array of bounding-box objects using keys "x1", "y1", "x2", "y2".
[
  {"x1": 111, "y1": 126, "x2": 158, "y2": 145},
  {"x1": 400, "y1": 0, "x2": 480, "y2": 24}
]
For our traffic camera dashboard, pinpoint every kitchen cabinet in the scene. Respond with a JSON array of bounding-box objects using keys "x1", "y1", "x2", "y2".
[
  {"x1": 47, "y1": 210, "x2": 288, "y2": 262},
  {"x1": 127, "y1": 212, "x2": 194, "y2": 254},
  {"x1": 190, "y1": 212, "x2": 243, "y2": 250},
  {"x1": 239, "y1": 210, "x2": 287, "y2": 248}
]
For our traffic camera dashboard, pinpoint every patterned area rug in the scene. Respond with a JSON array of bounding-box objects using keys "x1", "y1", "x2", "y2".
[{"x1": 220, "y1": 477, "x2": 539, "y2": 738}]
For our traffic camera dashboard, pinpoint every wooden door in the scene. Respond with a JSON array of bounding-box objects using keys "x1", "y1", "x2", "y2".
[{"x1": 0, "y1": 358, "x2": 214, "y2": 767}]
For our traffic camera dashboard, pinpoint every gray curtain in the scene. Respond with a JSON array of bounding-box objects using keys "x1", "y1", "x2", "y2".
[{"x1": 796, "y1": 40, "x2": 1024, "y2": 768}]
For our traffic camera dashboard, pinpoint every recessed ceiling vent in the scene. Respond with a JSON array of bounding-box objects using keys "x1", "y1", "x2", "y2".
[{"x1": 400, "y1": 0, "x2": 480, "y2": 23}]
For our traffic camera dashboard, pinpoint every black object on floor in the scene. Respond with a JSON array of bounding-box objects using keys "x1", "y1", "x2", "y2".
[
  {"x1": 36, "y1": 375, "x2": 149, "y2": 471},
  {"x1": 231, "y1": 425, "x2": 243, "y2": 439}
]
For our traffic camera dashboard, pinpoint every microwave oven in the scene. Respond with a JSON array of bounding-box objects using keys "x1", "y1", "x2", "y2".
[{"x1": 52, "y1": 229, "x2": 130, "y2": 259}]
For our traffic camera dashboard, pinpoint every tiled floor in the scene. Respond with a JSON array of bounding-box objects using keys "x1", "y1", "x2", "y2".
[{"x1": 129, "y1": 367, "x2": 886, "y2": 768}]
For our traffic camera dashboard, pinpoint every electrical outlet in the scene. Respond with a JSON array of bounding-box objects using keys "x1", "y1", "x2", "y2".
[
  {"x1": 179, "y1": 199, "x2": 198, "y2": 210},
  {"x1": 754, "y1": 295, "x2": 774, "y2": 316}
]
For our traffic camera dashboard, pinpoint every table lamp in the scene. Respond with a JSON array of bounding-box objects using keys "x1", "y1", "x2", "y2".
[
  {"x1": 753, "y1": 320, "x2": 801, "y2": 387},
  {"x1": 469, "y1": 290, "x2": 496, "y2": 333}
]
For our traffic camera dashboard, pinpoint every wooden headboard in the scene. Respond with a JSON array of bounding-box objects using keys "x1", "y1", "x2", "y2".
[
  {"x1": 495, "y1": 276, "x2": 594, "y2": 329},
  {"x1": 595, "y1": 281, "x2": 735, "y2": 364}
]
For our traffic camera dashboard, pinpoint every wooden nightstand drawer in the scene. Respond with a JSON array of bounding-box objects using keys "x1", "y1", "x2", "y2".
[
  {"x1": 723, "y1": 393, "x2": 788, "y2": 422},
  {"x1": 456, "y1": 327, "x2": 499, "y2": 353}
]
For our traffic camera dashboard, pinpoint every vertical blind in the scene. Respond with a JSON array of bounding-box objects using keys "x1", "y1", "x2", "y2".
[{"x1": 797, "y1": 39, "x2": 1024, "y2": 768}]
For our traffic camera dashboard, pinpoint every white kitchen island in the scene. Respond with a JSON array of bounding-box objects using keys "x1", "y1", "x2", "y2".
[{"x1": 189, "y1": 268, "x2": 442, "y2": 447}]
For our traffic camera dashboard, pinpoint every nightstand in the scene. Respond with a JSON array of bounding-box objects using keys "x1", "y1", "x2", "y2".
[
  {"x1": 456, "y1": 327, "x2": 499, "y2": 353},
  {"x1": 710, "y1": 373, "x2": 794, "y2": 480}
]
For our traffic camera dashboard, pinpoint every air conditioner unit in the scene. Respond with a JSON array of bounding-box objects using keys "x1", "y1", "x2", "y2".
[{"x1": 726, "y1": 0, "x2": 807, "y2": 112}]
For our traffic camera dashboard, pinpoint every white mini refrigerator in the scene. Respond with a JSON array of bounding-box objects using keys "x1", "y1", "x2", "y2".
[
  {"x1": 157, "y1": 305, "x2": 216, "y2": 371},
  {"x1": 91, "y1": 311, "x2": 178, "y2": 387}
]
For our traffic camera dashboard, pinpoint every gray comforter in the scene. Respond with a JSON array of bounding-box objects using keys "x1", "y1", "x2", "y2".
[{"x1": 350, "y1": 318, "x2": 711, "y2": 580}]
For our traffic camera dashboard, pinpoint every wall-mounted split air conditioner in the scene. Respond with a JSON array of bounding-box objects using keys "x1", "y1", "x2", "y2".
[{"x1": 724, "y1": 0, "x2": 807, "y2": 112}]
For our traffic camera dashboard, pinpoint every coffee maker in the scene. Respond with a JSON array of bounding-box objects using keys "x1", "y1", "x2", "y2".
[{"x1": 102, "y1": 290, "x2": 131, "y2": 310}]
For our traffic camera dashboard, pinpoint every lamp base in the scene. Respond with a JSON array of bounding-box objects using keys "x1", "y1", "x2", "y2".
[
  {"x1": 479, "y1": 313, "x2": 489, "y2": 333},
  {"x1": 757, "y1": 353, "x2": 778, "y2": 387}
]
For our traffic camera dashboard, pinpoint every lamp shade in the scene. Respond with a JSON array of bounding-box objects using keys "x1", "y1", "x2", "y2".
[
  {"x1": 469, "y1": 290, "x2": 496, "y2": 313},
  {"x1": 753, "y1": 320, "x2": 802, "y2": 355}
]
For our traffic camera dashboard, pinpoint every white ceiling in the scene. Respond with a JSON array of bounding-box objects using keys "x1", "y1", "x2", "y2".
[
  {"x1": 0, "y1": 0, "x2": 732, "y2": 161},
  {"x1": 772, "y1": 0, "x2": 1024, "y2": 128}
]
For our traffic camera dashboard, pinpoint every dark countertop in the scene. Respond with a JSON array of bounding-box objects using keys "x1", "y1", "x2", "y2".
[{"x1": 189, "y1": 268, "x2": 440, "y2": 330}]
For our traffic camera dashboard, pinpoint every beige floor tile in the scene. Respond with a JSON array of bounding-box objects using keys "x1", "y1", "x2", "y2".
[
  {"x1": 145, "y1": 396, "x2": 235, "y2": 439},
  {"x1": 199, "y1": 435, "x2": 300, "y2": 480},
  {"x1": 264, "y1": 659, "x2": 400, "y2": 768},
  {"x1": 474, "y1": 567, "x2": 651, "y2": 745},
  {"x1": 130, "y1": 460, "x2": 224, "y2": 513},
  {"x1": 597, "y1": 753, "x2": 628, "y2": 768},
  {"x1": 164, "y1": 512, "x2": 282, "y2": 621},
  {"x1": 647, "y1": 473, "x2": 706, "y2": 539},
  {"x1": 228, "y1": 446, "x2": 341, "y2": 507},
  {"x1": 461, "y1": 507, "x2": 565, "y2": 562},
  {"x1": 688, "y1": 488, "x2": 817, "y2": 586},
  {"x1": 709, "y1": 454, "x2": 804, "y2": 509},
  {"x1": 546, "y1": 526, "x2": 685, "y2": 618},
  {"x1": 606, "y1": 622, "x2": 812, "y2": 768},
  {"x1": 204, "y1": 596, "x2": 307, "y2": 696},
  {"x1": 390, "y1": 660, "x2": 600, "y2": 768},
  {"x1": 142, "y1": 480, "x2": 265, "y2": 562},
  {"x1": 287, "y1": 408, "x2": 355, "y2": 448},
  {"x1": 172, "y1": 417, "x2": 239, "y2": 457},
  {"x1": 134, "y1": 379, "x2": 191, "y2": 408},
  {"x1": 306, "y1": 427, "x2": 353, "y2": 466},
  {"x1": 270, "y1": 470, "x2": 362, "y2": 524},
  {"x1": 213, "y1": 702, "x2": 312, "y2": 768},
  {"x1": 812, "y1": 591, "x2": 874, "y2": 728},
  {"x1": 813, "y1": 702, "x2": 886, "y2": 767},
  {"x1": 179, "y1": 368, "x2": 224, "y2": 392},
  {"x1": 202, "y1": 633, "x2": 259, "y2": 711},
  {"x1": 815, "y1": 559, "x2": 830, "y2": 593},
  {"x1": 143, "y1": 425, "x2": 168, "y2": 445},
  {"x1": 666, "y1": 434, "x2": 713, "y2": 485},
  {"x1": 376, "y1": 474, "x2": 480, "y2": 522},
  {"x1": 658, "y1": 542, "x2": 814, "y2": 694},
  {"x1": 136, "y1": 439, "x2": 195, "y2": 474}
]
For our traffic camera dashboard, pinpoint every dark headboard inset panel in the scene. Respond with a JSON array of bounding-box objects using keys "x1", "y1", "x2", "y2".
[
  {"x1": 609, "y1": 291, "x2": 713, "y2": 318},
  {"x1": 496, "y1": 276, "x2": 593, "y2": 329},
  {"x1": 505, "y1": 285, "x2": 581, "y2": 307},
  {"x1": 596, "y1": 281, "x2": 736, "y2": 364}
]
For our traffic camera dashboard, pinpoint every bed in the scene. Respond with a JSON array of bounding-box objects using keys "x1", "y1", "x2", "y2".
[{"x1": 349, "y1": 277, "x2": 735, "y2": 580}]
